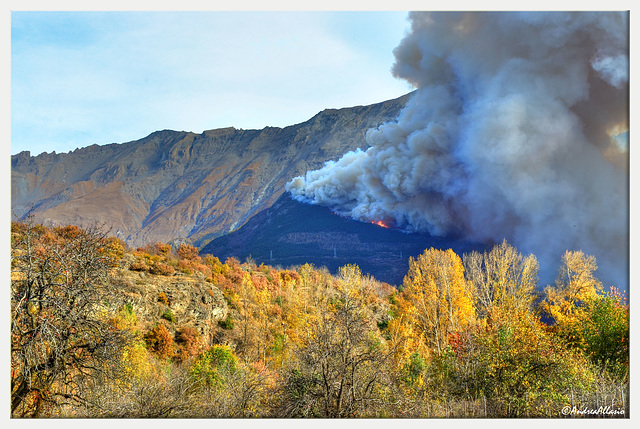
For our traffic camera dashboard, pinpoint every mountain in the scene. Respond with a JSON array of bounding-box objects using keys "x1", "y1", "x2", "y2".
[
  {"x1": 11, "y1": 93, "x2": 412, "y2": 247},
  {"x1": 200, "y1": 193, "x2": 486, "y2": 286}
]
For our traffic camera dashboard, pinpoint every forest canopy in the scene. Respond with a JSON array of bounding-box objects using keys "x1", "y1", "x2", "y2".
[{"x1": 10, "y1": 220, "x2": 629, "y2": 418}]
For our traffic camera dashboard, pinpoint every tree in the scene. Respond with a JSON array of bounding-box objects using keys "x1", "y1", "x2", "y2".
[
  {"x1": 276, "y1": 265, "x2": 397, "y2": 418},
  {"x1": 10, "y1": 217, "x2": 129, "y2": 417},
  {"x1": 144, "y1": 323, "x2": 174, "y2": 359},
  {"x1": 579, "y1": 288, "x2": 629, "y2": 380},
  {"x1": 541, "y1": 250, "x2": 603, "y2": 346},
  {"x1": 543, "y1": 252, "x2": 628, "y2": 379},
  {"x1": 190, "y1": 345, "x2": 239, "y2": 390},
  {"x1": 451, "y1": 305, "x2": 596, "y2": 417},
  {"x1": 463, "y1": 240, "x2": 538, "y2": 320},
  {"x1": 391, "y1": 248, "x2": 474, "y2": 358}
]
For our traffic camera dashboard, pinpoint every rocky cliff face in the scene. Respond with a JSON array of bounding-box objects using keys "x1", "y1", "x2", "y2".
[
  {"x1": 12, "y1": 93, "x2": 411, "y2": 247},
  {"x1": 112, "y1": 265, "x2": 228, "y2": 346}
]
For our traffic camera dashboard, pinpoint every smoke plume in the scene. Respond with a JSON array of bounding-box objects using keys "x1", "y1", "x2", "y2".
[{"x1": 287, "y1": 12, "x2": 629, "y2": 288}]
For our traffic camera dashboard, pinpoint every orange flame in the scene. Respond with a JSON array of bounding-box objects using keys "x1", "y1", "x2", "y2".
[{"x1": 373, "y1": 220, "x2": 390, "y2": 229}]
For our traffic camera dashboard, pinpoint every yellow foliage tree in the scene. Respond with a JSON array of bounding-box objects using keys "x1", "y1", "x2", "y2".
[
  {"x1": 541, "y1": 250, "x2": 603, "y2": 346},
  {"x1": 390, "y1": 248, "x2": 475, "y2": 363}
]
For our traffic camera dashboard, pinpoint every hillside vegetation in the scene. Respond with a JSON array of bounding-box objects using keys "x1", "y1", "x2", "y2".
[{"x1": 11, "y1": 219, "x2": 628, "y2": 418}]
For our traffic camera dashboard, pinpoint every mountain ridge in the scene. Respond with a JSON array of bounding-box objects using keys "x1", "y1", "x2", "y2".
[{"x1": 12, "y1": 92, "x2": 413, "y2": 247}]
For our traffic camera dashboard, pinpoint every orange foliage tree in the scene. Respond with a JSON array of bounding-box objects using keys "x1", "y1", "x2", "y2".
[{"x1": 10, "y1": 217, "x2": 129, "y2": 417}]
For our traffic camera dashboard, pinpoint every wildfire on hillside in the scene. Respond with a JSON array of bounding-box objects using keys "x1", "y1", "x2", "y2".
[{"x1": 372, "y1": 220, "x2": 391, "y2": 229}]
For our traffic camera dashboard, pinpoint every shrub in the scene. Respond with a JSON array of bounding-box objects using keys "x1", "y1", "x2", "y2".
[
  {"x1": 280, "y1": 270, "x2": 301, "y2": 285},
  {"x1": 218, "y1": 313, "x2": 234, "y2": 330},
  {"x1": 158, "y1": 292, "x2": 170, "y2": 306},
  {"x1": 144, "y1": 324, "x2": 174, "y2": 359},
  {"x1": 130, "y1": 260, "x2": 149, "y2": 272},
  {"x1": 251, "y1": 273, "x2": 269, "y2": 290},
  {"x1": 226, "y1": 267, "x2": 244, "y2": 285},
  {"x1": 154, "y1": 242, "x2": 172, "y2": 256},
  {"x1": 191, "y1": 262, "x2": 211, "y2": 277},
  {"x1": 161, "y1": 309, "x2": 176, "y2": 324},
  {"x1": 176, "y1": 259, "x2": 193, "y2": 275},
  {"x1": 579, "y1": 288, "x2": 629, "y2": 380},
  {"x1": 449, "y1": 310, "x2": 596, "y2": 417},
  {"x1": 150, "y1": 262, "x2": 175, "y2": 276},
  {"x1": 190, "y1": 345, "x2": 239, "y2": 389},
  {"x1": 175, "y1": 325, "x2": 202, "y2": 362},
  {"x1": 403, "y1": 351, "x2": 426, "y2": 387},
  {"x1": 109, "y1": 302, "x2": 138, "y2": 330},
  {"x1": 203, "y1": 254, "x2": 221, "y2": 266},
  {"x1": 124, "y1": 302, "x2": 134, "y2": 315},
  {"x1": 177, "y1": 244, "x2": 201, "y2": 262}
]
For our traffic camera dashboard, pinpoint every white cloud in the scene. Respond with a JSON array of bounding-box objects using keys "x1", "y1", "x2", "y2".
[{"x1": 11, "y1": 11, "x2": 412, "y2": 155}]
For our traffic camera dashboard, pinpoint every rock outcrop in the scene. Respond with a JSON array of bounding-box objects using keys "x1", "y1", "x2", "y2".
[{"x1": 112, "y1": 266, "x2": 228, "y2": 345}]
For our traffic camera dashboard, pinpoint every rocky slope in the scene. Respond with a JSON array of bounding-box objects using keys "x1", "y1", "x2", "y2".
[
  {"x1": 12, "y1": 93, "x2": 412, "y2": 247},
  {"x1": 112, "y1": 264, "x2": 228, "y2": 346}
]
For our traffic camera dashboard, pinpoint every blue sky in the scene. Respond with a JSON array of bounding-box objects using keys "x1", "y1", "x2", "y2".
[{"x1": 11, "y1": 10, "x2": 415, "y2": 156}]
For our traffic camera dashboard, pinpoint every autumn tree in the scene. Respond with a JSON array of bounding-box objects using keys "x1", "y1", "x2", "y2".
[
  {"x1": 541, "y1": 250, "x2": 603, "y2": 345},
  {"x1": 463, "y1": 239, "x2": 538, "y2": 320},
  {"x1": 190, "y1": 344, "x2": 239, "y2": 389},
  {"x1": 10, "y1": 217, "x2": 129, "y2": 417},
  {"x1": 144, "y1": 323, "x2": 175, "y2": 359},
  {"x1": 275, "y1": 265, "x2": 398, "y2": 418},
  {"x1": 174, "y1": 325, "x2": 204, "y2": 363},
  {"x1": 390, "y1": 248, "x2": 474, "y2": 361},
  {"x1": 542, "y1": 251, "x2": 628, "y2": 379},
  {"x1": 416, "y1": 244, "x2": 604, "y2": 417},
  {"x1": 234, "y1": 273, "x2": 260, "y2": 362},
  {"x1": 578, "y1": 288, "x2": 629, "y2": 380}
]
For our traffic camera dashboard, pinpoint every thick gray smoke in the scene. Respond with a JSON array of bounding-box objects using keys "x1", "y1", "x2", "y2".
[{"x1": 287, "y1": 12, "x2": 629, "y2": 289}]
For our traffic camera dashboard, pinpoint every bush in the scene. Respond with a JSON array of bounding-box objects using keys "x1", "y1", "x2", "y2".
[
  {"x1": 175, "y1": 326, "x2": 202, "y2": 362},
  {"x1": 150, "y1": 262, "x2": 175, "y2": 276},
  {"x1": 176, "y1": 259, "x2": 193, "y2": 275},
  {"x1": 144, "y1": 324, "x2": 174, "y2": 359},
  {"x1": 403, "y1": 351, "x2": 426, "y2": 387},
  {"x1": 153, "y1": 242, "x2": 172, "y2": 256},
  {"x1": 130, "y1": 260, "x2": 149, "y2": 272},
  {"x1": 177, "y1": 244, "x2": 201, "y2": 262},
  {"x1": 580, "y1": 288, "x2": 629, "y2": 380},
  {"x1": 109, "y1": 303, "x2": 138, "y2": 330},
  {"x1": 448, "y1": 310, "x2": 596, "y2": 417},
  {"x1": 158, "y1": 292, "x2": 170, "y2": 306},
  {"x1": 218, "y1": 313, "x2": 234, "y2": 330},
  {"x1": 190, "y1": 345, "x2": 239, "y2": 389},
  {"x1": 161, "y1": 309, "x2": 176, "y2": 324}
]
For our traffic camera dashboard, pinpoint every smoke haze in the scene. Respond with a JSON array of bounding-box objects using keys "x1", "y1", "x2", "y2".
[{"x1": 287, "y1": 12, "x2": 629, "y2": 288}]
